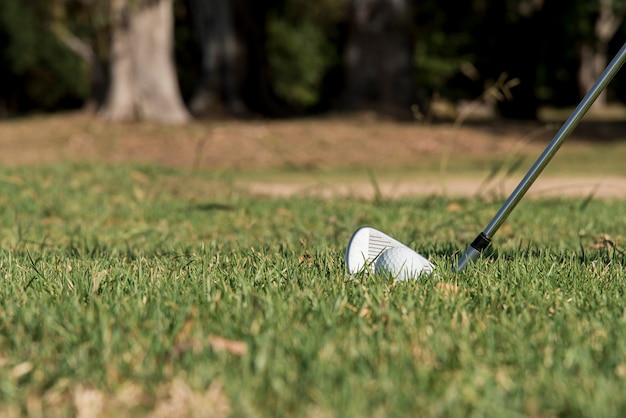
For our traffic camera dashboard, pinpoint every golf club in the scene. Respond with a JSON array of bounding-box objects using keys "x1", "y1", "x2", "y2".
[
  {"x1": 345, "y1": 226, "x2": 435, "y2": 277},
  {"x1": 346, "y1": 41, "x2": 626, "y2": 278}
]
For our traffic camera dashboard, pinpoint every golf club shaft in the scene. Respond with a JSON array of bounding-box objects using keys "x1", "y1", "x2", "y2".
[{"x1": 456, "y1": 41, "x2": 626, "y2": 272}]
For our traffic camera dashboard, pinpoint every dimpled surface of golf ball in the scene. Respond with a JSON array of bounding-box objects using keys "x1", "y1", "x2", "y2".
[{"x1": 374, "y1": 246, "x2": 432, "y2": 280}]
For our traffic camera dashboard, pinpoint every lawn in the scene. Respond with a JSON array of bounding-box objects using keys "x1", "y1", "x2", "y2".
[{"x1": 0, "y1": 159, "x2": 625, "y2": 417}]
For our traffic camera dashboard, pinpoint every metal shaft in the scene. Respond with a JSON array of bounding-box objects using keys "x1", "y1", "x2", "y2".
[{"x1": 456, "y1": 41, "x2": 626, "y2": 272}]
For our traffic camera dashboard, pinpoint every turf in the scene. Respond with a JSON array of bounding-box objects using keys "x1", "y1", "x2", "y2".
[{"x1": 0, "y1": 163, "x2": 625, "y2": 417}]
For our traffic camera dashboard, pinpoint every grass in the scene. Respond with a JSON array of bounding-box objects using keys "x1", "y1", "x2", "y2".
[{"x1": 1, "y1": 163, "x2": 626, "y2": 417}]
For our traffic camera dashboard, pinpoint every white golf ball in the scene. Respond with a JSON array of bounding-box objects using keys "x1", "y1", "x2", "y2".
[{"x1": 374, "y1": 246, "x2": 433, "y2": 280}]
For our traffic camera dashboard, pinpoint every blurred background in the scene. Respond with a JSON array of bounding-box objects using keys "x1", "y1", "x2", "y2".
[{"x1": 1, "y1": 0, "x2": 626, "y2": 123}]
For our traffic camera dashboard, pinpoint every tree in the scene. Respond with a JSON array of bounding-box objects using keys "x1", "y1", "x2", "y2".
[
  {"x1": 340, "y1": 0, "x2": 417, "y2": 117},
  {"x1": 100, "y1": 0, "x2": 190, "y2": 123},
  {"x1": 231, "y1": 0, "x2": 293, "y2": 116},
  {"x1": 186, "y1": 0, "x2": 244, "y2": 116},
  {"x1": 50, "y1": 0, "x2": 110, "y2": 110},
  {"x1": 265, "y1": 0, "x2": 348, "y2": 112},
  {"x1": 577, "y1": 0, "x2": 626, "y2": 108},
  {"x1": 0, "y1": 0, "x2": 88, "y2": 116},
  {"x1": 183, "y1": 0, "x2": 295, "y2": 117}
]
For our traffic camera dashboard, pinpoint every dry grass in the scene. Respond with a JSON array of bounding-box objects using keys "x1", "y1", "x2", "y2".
[
  {"x1": 0, "y1": 111, "x2": 554, "y2": 170},
  {"x1": 1, "y1": 110, "x2": 626, "y2": 198}
]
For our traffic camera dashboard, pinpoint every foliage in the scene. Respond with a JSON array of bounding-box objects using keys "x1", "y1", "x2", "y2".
[
  {"x1": 413, "y1": 1, "x2": 479, "y2": 100},
  {"x1": 266, "y1": 0, "x2": 349, "y2": 110},
  {"x1": 53, "y1": 0, "x2": 111, "y2": 59},
  {"x1": 0, "y1": 0, "x2": 88, "y2": 114},
  {"x1": 0, "y1": 162, "x2": 626, "y2": 416},
  {"x1": 1, "y1": 0, "x2": 626, "y2": 116},
  {"x1": 267, "y1": 18, "x2": 337, "y2": 109}
]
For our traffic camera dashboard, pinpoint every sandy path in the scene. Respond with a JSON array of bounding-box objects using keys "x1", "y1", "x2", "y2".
[{"x1": 243, "y1": 176, "x2": 626, "y2": 199}]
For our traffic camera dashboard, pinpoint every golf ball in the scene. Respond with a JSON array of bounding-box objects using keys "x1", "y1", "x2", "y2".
[{"x1": 374, "y1": 246, "x2": 433, "y2": 280}]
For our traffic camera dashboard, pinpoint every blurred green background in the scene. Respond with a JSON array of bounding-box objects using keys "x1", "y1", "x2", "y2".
[{"x1": 2, "y1": 0, "x2": 626, "y2": 121}]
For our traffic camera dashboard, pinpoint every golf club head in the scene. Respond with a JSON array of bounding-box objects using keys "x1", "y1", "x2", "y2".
[{"x1": 345, "y1": 226, "x2": 434, "y2": 277}]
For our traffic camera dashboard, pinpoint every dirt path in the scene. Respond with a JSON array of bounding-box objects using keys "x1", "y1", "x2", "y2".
[
  {"x1": 243, "y1": 176, "x2": 626, "y2": 199},
  {"x1": 1, "y1": 111, "x2": 625, "y2": 198}
]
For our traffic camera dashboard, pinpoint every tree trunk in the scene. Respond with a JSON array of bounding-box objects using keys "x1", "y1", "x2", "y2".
[
  {"x1": 577, "y1": 0, "x2": 624, "y2": 108},
  {"x1": 341, "y1": 0, "x2": 416, "y2": 118},
  {"x1": 100, "y1": 0, "x2": 190, "y2": 123},
  {"x1": 231, "y1": 0, "x2": 291, "y2": 116},
  {"x1": 187, "y1": 0, "x2": 245, "y2": 116}
]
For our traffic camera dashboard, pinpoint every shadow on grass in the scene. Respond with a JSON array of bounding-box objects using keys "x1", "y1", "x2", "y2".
[
  {"x1": 191, "y1": 202, "x2": 236, "y2": 212},
  {"x1": 474, "y1": 245, "x2": 626, "y2": 267},
  {"x1": 422, "y1": 237, "x2": 626, "y2": 274}
]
